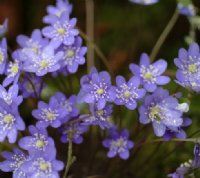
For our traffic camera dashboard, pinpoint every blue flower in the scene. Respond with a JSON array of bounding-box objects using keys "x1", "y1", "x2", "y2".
[
  {"x1": 50, "y1": 92, "x2": 79, "y2": 123},
  {"x1": 59, "y1": 121, "x2": 88, "y2": 144},
  {"x1": 43, "y1": 0, "x2": 73, "y2": 24},
  {"x1": 59, "y1": 36, "x2": 87, "y2": 73},
  {"x1": 0, "y1": 99, "x2": 25, "y2": 143},
  {"x1": 139, "y1": 88, "x2": 185, "y2": 137},
  {"x1": 42, "y1": 12, "x2": 79, "y2": 47},
  {"x1": 129, "y1": 0, "x2": 158, "y2": 5},
  {"x1": 22, "y1": 152, "x2": 64, "y2": 178},
  {"x1": 129, "y1": 53, "x2": 170, "y2": 92},
  {"x1": 114, "y1": 76, "x2": 146, "y2": 110},
  {"x1": 0, "y1": 84, "x2": 23, "y2": 106},
  {"x1": 79, "y1": 70, "x2": 116, "y2": 110},
  {"x1": 19, "y1": 125, "x2": 56, "y2": 155},
  {"x1": 32, "y1": 98, "x2": 67, "y2": 128},
  {"x1": 84, "y1": 104, "x2": 114, "y2": 129},
  {"x1": 102, "y1": 129, "x2": 134, "y2": 160},
  {"x1": 0, "y1": 38, "x2": 8, "y2": 74},
  {"x1": 174, "y1": 43, "x2": 200, "y2": 92},
  {"x1": 22, "y1": 44, "x2": 63, "y2": 76},
  {"x1": 0, "y1": 148, "x2": 28, "y2": 178}
]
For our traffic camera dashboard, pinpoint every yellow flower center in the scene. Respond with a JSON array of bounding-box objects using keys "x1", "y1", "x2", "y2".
[
  {"x1": 188, "y1": 64, "x2": 197, "y2": 73},
  {"x1": 66, "y1": 49, "x2": 74, "y2": 58},
  {"x1": 97, "y1": 88, "x2": 104, "y2": 95},
  {"x1": 149, "y1": 106, "x2": 161, "y2": 121},
  {"x1": 3, "y1": 114, "x2": 14, "y2": 124},
  {"x1": 36, "y1": 140, "x2": 45, "y2": 148},
  {"x1": 39, "y1": 60, "x2": 49, "y2": 69},
  {"x1": 57, "y1": 28, "x2": 65, "y2": 35},
  {"x1": 124, "y1": 90, "x2": 131, "y2": 99},
  {"x1": 144, "y1": 72, "x2": 152, "y2": 80},
  {"x1": 39, "y1": 163, "x2": 49, "y2": 171},
  {"x1": 114, "y1": 138, "x2": 124, "y2": 147},
  {"x1": 97, "y1": 110, "x2": 104, "y2": 116},
  {"x1": 46, "y1": 111, "x2": 56, "y2": 121},
  {"x1": 11, "y1": 64, "x2": 19, "y2": 74}
]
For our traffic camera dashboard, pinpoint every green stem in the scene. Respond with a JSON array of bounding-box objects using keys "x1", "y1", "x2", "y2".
[
  {"x1": 63, "y1": 131, "x2": 76, "y2": 178},
  {"x1": 150, "y1": 9, "x2": 179, "y2": 62}
]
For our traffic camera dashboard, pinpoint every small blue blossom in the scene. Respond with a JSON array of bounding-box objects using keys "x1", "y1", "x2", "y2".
[
  {"x1": 3, "y1": 51, "x2": 21, "y2": 87},
  {"x1": 174, "y1": 43, "x2": 200, "y2": 92},
  {"x1": 139, "y1": 88, "x2": 185, "y2": 137},
  {"x1": 84, "y1": 104, "x2": 114, "y2": 129},
  {"x1": 50, "y1": 92, "x2": 79, "y2": 123},
  {"x1": 192, "y1": 143, "x2": 200, "y2": 168},
  {"x1": 129, "y1": 53, "x2": 170, "y2": 92},
  {"x1": 0, "y1": 18, "x2": 8, "y2": 36},
  {"x1": 114, "y1": 76, "x2": 146, "y2": 110},
  {"x1": 42, "y1": 12, "x2": 79, "y2": 47},
  {"x1": 0, "y1": 99, "x2": 25, "y2": 143},
  {"x1": 0, "y1": 148, "x2": 28, "y2": 178},
  {"x1": 178, "y1": 3, "x2": 196, "y2": 16},
  {"x1": 0, "y1": 38, "x2": 8, "y2": 74},
  {"x1": 102, "y1": 129, "x2": 134, "y2": 160},
  {"x1": 19, "y1": 125, "x2": 56, "y2": 155},
  {"x1": 78, "y1": 70, "x2": 116, "y2": 110},
  {"x1": 43, "y1": 0, "x2": 73, "y2": 24},
  {"x1": 22, "y1": 152, "x2": 64, "y2": 178},
  {"x1": 129, "y1": 0, "x2": 158, "y2": 5},
  {"x1": 22, "y1": 44, "x2": 63, "y2": 76},
  {"x1": 163, "y1": 117, "x2": 192, "y2": 140},
  {"x1": 0, "y1": 84, "x2": 23, "y2": 106},
  {"x1": 32, "y1": 98, "x2": 67, "y2": 128},
  {"x1": 59, "y1": 36, "x2": 87, "y2": 73},
  {"x1": 59, "y1": 121, "x2": 88, "y2": 144}
]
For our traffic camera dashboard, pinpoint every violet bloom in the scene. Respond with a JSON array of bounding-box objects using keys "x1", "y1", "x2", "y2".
[
  {"x1": 79, "y1": 70, "x2": 116, "y2": 110},
  {"x1": 43, "y1": 0, "x2": 73, "y2": 24},
  {"x1": 42, "y1": 12, "x2": 79, "y2": 47},
  {"x1": 60, "y1": 36, "x2": 87, "y2": 73},
  {"x1": 60, "y1": 122, "x2": 88, "y2": 144},
  {"x1": 129, "y1": 53, "x2": 170, "y2": 92},
  {"x1": 0, "y1": 99, "x2": 25, "y2": 143},
  {"x1": 178, "y1": 3, "x2": 196, "y2": 16},
  {"x1": 22, "y1": 152, "x2": 64, "y2": 178},
  {"x1": 50, "y1": 92, "x2": 79, "y2": 123},
  {"x1": 19, "y1": 125, "x2": 56, "y2": 155},
  {"x1": 0, "y1": 38, "x2": 8, "y2": 74},
  {"x1": 22, "y1": 44, "x2": 63, "y2": 76},
  {"x1": 0, "y1": 148, "x2": 28, "y2": 178},
  {"x1": 102, "y1": 129, "x2": 134, "y2": 160},
  {"x1": 32, "y1": 98, "x2": 67, "y2": 128},
  {"x1": 3, "y1": 51, "x2": 21, "y2": 87},
  {"x1": 163, "y1": 117, "x2": 192, "y2": 141},
  {"x1": 192, "y1": 143, "x2": 200, "y2": 168},
  {"x1": 114, "y1": 76, "x2": 146, "y2": 110},
  {"x1": 129, "y1": 0, "x2": 158, "y2": 5},
  {"x1": 174, "y1": 43, "x2": 200, "y2": 92},
  {"x1": 19, "y1": 73, "x2": 44, "y2": 98},
  {"x1": 84, "y1": 104, "x2": 113, "y2": 129},
  {"x1": 0, "y1": 84, "x2": 23, "y2": 106},
  {"x1": 17, "y1": 29, "x2": 49, "y2": 57},
  {"x1": 139, "y1": 88, "x2": 185, "y2": 137},
  {"x1": 0, "y1": 18, "x2": 8, "y2": 36}
]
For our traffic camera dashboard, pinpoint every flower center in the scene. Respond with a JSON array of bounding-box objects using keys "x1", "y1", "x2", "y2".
[
  {"x1": 10, "y1": 64, "x2": 19, "y2": 75},
  {"x1": 123, "y1": 90, "x2": 131, "y2": 99},
  {"x1": 3, "y1": 114, "x2": 14, "y2": 124},
  {"x1": 149, "y1": 106, "x2": 161, "y2": 122},
  {"x1": 97, "y1": 110, "x2": 104, "y2": 116},
  {"x1": 97, "y1": 88, "x2": 104, "y2": 95},
  {"x1": 114, "y1": 138, "x2": 124, "y2": 147},
  {"x1": 66, "y1": 49, "x2": 74, "y2": 58},
  {"x1": 39, "y1": 60, "x2": 49, "y2": 69},
  {"x1": 46, "y1": 111, "x2": 56, "y2": 121},
  {"x1": 57, "y1": 27, "x2": 65, "y2": 35},
  {"x1": 36, "y1": 140, "x2": 45, "y2": 148},
  {"x1": 188, "y1": 64, "x2": 197, "y2": 73},
  {"x1": 144, "y1": 72, "x2": 153, "y2": 80},
  {"x1": 39, "y1": 162, "x2": 50, "y2": 171}
]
